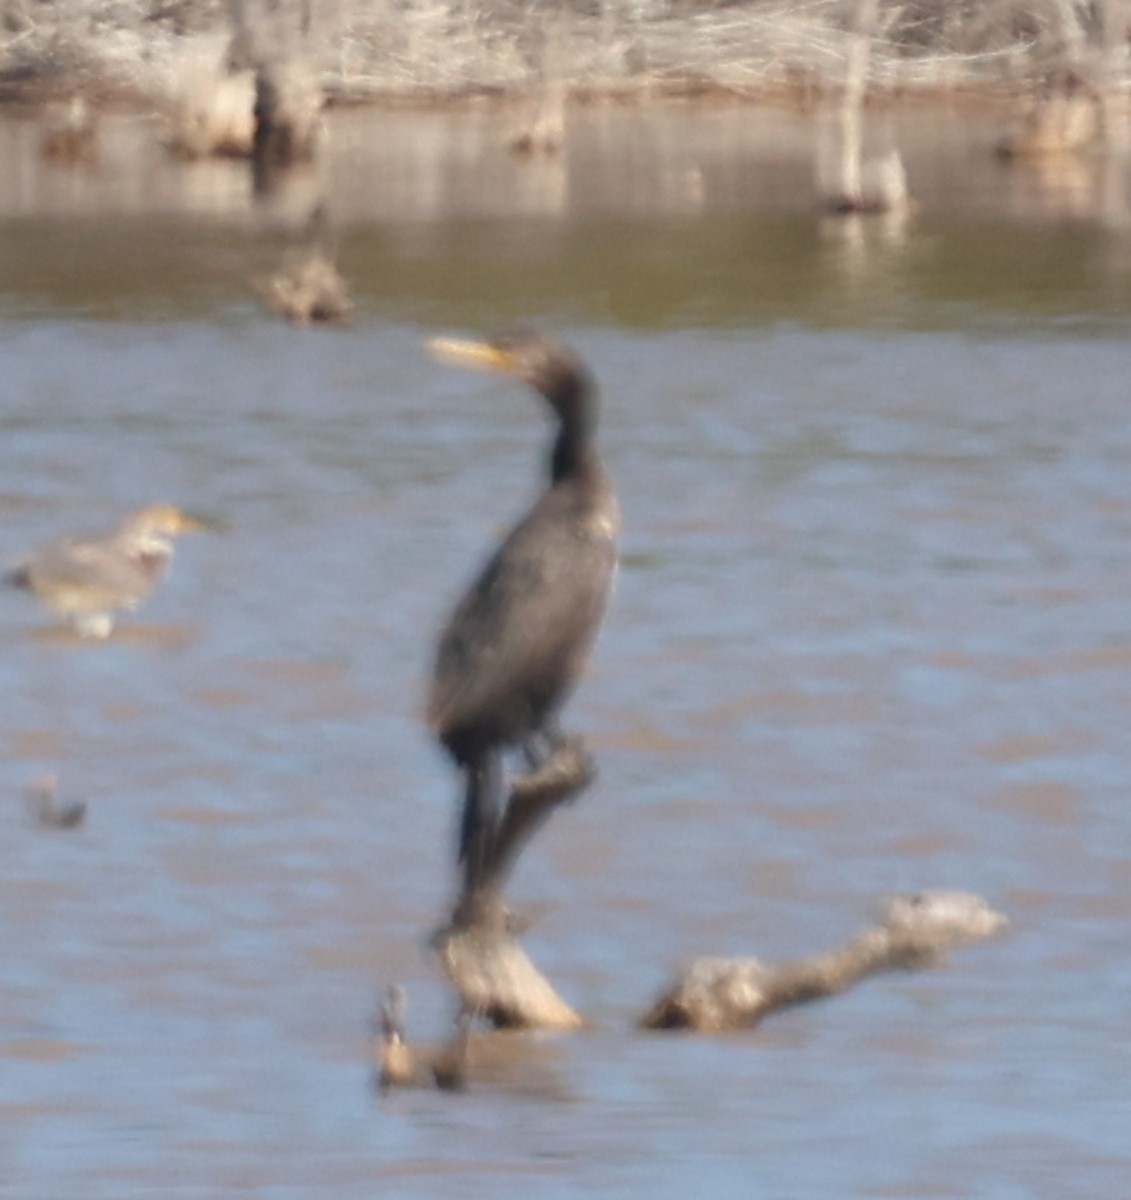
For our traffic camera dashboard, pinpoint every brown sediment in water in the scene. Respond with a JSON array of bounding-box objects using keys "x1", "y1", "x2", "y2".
[{"x1": 2, "y1": 1038, "x2": 91, "y2": 1062}]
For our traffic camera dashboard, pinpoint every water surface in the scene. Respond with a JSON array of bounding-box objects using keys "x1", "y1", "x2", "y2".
[{"x1": 2, "y1": 104, "x2": 1130, "y2": 1199}]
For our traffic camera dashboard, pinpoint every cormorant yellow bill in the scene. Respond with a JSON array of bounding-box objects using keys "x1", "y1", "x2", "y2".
[{"x1": 425, "y1": 337, "x2": 518, "y2": 374}]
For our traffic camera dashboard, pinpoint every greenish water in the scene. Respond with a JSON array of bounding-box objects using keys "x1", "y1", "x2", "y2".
[{"x1": 5, "y1": 208, "x2": 1130, "y2": 329}]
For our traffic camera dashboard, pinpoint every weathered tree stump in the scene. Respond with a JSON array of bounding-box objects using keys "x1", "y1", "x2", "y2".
[
  {"x1": 433, "y1": 904, "x2": 582, "y2": 1032},
  {"x1": 640, "y1": 890, "x2": 1008, "y2": 1032},
  {"x1": 378, "y1": 890, "x2": 1008, "y2": 1091},
  {"x1": 260, "y1": 204, "x2": 353, "y2": 325},
  {"x1": 431, "y1": 736, "x2": 597, "y2": 1031}
]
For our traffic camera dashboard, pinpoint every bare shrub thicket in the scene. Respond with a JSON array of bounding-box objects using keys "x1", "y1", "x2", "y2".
[
  {"x1": 2, "y1": 1, "x2": 1127, "y2": 105},
  {"x1": 239, "y1": 1, "x2": 1127, "y2": 99}
]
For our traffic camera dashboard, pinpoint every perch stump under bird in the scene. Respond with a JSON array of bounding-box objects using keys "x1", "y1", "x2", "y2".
[
  {"x1": 6, "y1": 503, "x2": 219, "y2": 638},
  {"x1": 425, "y1": 331, "x2": 619, "y2": 1028}
]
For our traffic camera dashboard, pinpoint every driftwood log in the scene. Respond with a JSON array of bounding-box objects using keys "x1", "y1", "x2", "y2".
[
  {"x1": 431, "y1": 735, "x2": 597, "y2": 1031},
  {"x1": 387, "y1": 678, "x2": 1008, "y2": 1082},
  {"x1": 640, "y1": 890, "x2": 1008, "y2": 1032},
  {"x1": 378, "y1": 888, "x2": 1007, "y2": 1092}
]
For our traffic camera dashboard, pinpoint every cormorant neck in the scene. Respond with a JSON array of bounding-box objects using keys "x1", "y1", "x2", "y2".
[{"x1": 547, "y1": 371, "x2": 600, "y2": 485}]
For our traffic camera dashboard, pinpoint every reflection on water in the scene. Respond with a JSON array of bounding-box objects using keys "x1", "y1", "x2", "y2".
[
  {"x1": 2, "y1": 102, "x2": 1128, "y2": 226},
  {"x1": 3, "y1": 102, "x2": 1131, "y2": 1200},
  {"x1": 3, "y1": 104, "x2": 1131, "y2": 327}
]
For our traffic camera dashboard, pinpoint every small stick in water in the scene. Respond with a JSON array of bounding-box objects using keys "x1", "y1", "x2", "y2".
[{"x1": 29, "y1": 774, "x2": 86, "y2": 830}]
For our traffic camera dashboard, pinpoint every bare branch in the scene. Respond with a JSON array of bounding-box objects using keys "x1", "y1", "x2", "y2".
[
  {"x1": 640, "y1": 890, "x2": 1009, "y2": 1033},
  {"x1": 429, "y1": 736, "x2": 597, "y2": 1031},
  {"x1": 481, "y1": 735, "x2": 595, "y2": 895}
]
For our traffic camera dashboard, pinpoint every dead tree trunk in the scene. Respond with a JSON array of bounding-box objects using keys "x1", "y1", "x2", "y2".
[
  {"x1": 816, "y1": 0, "x2": 909, "y2": 215},
  {"x1": 228, "y1": 0, "x2": 327, "y2": 191},
  {"x1": 835, "y1": 0, "x2": 879, "y2": 206},
  {"x1": 251, "y1": 61, "x2": 322, "y2": 166}
]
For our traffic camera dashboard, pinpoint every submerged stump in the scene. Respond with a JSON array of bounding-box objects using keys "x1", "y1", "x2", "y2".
[{"x1": 260, "y1": 205, "x2": 352, "y2": 325}]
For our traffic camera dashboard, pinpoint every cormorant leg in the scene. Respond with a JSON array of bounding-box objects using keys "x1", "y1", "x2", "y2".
[{"x1": 458, "y1": 752, "x2": 503, "y2": 894}]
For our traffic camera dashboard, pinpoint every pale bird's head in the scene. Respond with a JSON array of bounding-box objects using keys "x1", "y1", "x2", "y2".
[{"x1": 119, "y1": 504, "x2": 222, "y2": 542}]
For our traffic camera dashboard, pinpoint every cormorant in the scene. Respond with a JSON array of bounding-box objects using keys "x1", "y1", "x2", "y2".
[
  {"x1": 425, "y1": 332, "x2": 619, "y2": 897},
  {"x1": 5, "y1": 503, "x2": 219, "y2": 638}
]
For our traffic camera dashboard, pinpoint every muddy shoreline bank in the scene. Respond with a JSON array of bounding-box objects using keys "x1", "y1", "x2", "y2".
[{"x1": 0, "y1": 71, "x2": 1052, "y2": 116}]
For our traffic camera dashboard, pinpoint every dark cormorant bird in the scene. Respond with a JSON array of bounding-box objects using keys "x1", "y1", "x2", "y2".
[{"x1": 425, "y1": 332, "x2": 619, "y2": 899}]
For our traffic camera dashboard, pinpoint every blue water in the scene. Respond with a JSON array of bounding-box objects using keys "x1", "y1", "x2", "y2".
[{"x1": 1, "y1": 317, "x2": 1128, "y2": 1199}]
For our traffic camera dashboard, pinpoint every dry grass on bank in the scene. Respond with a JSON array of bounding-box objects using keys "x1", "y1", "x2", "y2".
[{"x1": 1, "y1": 0, "x2": 1129, "y2": 110}]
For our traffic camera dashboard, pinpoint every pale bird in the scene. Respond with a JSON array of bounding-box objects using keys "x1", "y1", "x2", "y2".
[{"x1": 6, "y1": 503, "x2": 218, "y2": 638}]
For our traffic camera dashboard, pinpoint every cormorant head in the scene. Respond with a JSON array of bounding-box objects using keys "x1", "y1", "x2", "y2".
[{"x1": 426, "y1": 330, "x2": 593, "y2": 418}]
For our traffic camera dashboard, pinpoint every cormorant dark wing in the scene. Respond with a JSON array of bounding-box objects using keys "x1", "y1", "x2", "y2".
[{"x1": 428, "y1": 493, "x2": 616, "y2": 749}]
